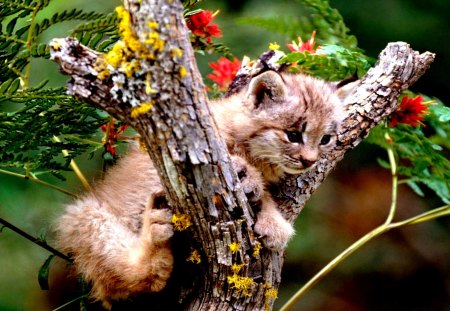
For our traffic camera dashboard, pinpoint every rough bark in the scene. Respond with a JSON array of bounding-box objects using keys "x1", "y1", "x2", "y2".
[{"x1": 49, "y1": 0, "x2": 435, "y2": 309}]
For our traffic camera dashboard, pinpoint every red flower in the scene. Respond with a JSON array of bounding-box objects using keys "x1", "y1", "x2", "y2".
[
  {"x1": 100, "y1": 119, "x2": 130, "y2": 156},
  {"x1": 287, "y1": 31, "x2": 318, "y2": 53},
  {"x1": 390, "y1": 95, "x2": 428, "y2": 127},
  {"x1": 187, "y1": 10, "x2": 222, "y2": 43},
  {"x1": 207, "y1": 57, "x2": 241, "y2": 91}
]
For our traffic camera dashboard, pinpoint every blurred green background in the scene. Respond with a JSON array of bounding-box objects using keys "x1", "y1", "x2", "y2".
[{"x1": 0, "y1": 0, "x2": 449, "y2": 310}]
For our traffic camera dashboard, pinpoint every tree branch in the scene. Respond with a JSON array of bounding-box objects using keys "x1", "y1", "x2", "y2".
[{"x1": 49, "y1": 0, "x2": 435, "y2": 309}]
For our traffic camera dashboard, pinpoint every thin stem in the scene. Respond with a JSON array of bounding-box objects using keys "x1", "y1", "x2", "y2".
[
  {"x1": 22, "y1": 5, "x2": 38, "y2": 89},
  {"x1": 390, "y1": 204, "x2": 450, "y2": 228},
  {"x1": 385, "y1": 133, "x2": 398, "y2": 225},
  {"x1": 0, "y1": 217, "x2": 72, "y2": 263},
  {"x1": 61, "y1": 134, "x2": 103, "y2": 146},
  {"x1": 279, "y1": 202, "x2": 450, "y2": 311},
  {"x1": 53, "y1": 136, "x2": 92, "y2": 191},
  {"x1": 52, "y1": 294, "x2": 88, "y2": 311},
  {"x1": 279, "y1": 224, "x2": 389, "y2": 311},
  {"x1": 0, "y1": 168, "x2": 76, "y2": 198}
]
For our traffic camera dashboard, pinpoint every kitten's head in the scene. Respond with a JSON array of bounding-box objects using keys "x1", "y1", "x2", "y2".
[{"x1": 243, "y1": 70, "x2": 357, "y2": 179}]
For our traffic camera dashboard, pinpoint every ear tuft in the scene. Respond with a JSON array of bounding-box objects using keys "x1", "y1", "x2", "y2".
[
  {"x1": 246, "y1": 71, "x2": 287, "y2": 109},
  {"x1": 333, "y1": 76, "x2": 360, "y2": 103}
]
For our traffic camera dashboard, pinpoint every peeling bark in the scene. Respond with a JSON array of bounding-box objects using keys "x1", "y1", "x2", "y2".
[{"x1": 49, "y1": 0, "x2": 434, "y2": 309}]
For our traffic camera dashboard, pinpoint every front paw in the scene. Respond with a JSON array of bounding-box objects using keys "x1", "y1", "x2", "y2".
[
  {"x1": 231, "y1": 156, "x2": 264, "y2": 207},
  {"x1": 254, "y1": 211, "x2": 294, "y2": 250},
  {"x1": 144, "y1": 208, "x2": 174, "y2": 244}
]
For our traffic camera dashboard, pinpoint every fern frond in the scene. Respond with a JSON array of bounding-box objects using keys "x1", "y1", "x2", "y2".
[
  {"x1": 0, "y1": 0, "x2": 34, "y2": 18},
  {"x1": 298, "y1": 0, "x2": 360, "y2": 51},
  {"x1": 280, "y1": 45, "x2": 372, "y2": 80},
  {"x1": 70, "y1": 12, "x2": 119, "y2": 52},
  {"x1": 34, "y1": 9, "x2": 105, "y2": 36},
  {"x1": 0, "y1": 87, "x2": 108, "y2": 178}
]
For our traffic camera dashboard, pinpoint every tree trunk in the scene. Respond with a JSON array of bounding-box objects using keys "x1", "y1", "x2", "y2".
[{"x1": 49, "y1": 0, "x2": 435, "y2": 309}]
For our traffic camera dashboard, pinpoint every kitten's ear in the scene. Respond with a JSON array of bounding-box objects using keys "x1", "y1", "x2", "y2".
[
  {"x1": 333, "y1": 74, "x2": 360, "y2": 103},
  {"x1": 246, "y1": 71, "x2": 287, "y2": 109}
]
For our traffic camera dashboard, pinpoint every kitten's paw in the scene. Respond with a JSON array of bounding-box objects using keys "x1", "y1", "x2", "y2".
[
  {"x1": 144, "y1": 208, "x2": 174, "y2": 244},
  {"x1": 231, "y1": 155, "x2": 264, "y2": 206},
  {"x1": 254, "y1": 211, "x2": 294, "y2": 250}
]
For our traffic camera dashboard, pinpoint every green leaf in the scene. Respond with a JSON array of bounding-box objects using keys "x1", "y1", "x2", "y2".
[
  {"x1": 406, "y1": 180, "x2": 425, "y2": 197},
  {"x1": 6, "y1": 16, "x2": 19, "y2": 35},
  {"x1": 38, "y1": 255, "x2": 54, "y2": 290},
  {"x1": 433, "y1": 105, "x2": 450, "y2": 122}
]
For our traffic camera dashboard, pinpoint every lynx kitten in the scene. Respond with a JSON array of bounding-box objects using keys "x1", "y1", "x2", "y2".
[{"x1": 55, "y1": 71, "x2": 357, "y2": 307}]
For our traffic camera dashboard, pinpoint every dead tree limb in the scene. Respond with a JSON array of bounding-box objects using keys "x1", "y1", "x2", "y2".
[{"x1": 49, "y1": 0, "x2": 434, "y2": 309}]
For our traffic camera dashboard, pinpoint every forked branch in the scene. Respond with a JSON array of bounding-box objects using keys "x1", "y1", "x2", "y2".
[{"x1": 49, "y1": 0, "x2": 434, "y2": 309}]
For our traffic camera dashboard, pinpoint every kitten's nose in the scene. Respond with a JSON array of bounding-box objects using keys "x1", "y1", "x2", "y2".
[{"x1": 300, "y1": 158, "x2": 315, "y2": 168}]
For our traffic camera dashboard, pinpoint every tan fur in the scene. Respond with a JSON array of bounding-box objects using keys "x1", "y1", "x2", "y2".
[{"x1": 55, "y1": 71, "x2": 353, "y2": 307}]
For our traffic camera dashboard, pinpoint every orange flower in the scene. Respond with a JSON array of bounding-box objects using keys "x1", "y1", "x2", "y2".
[
  {"x1": 207, "y1": 57, "x2": 241, "y2": 91},
  {"x1": 389, "y1": 95, "x2": 428, "y2": 127},
  {"x1": 287, "y1": 31, "x2": 318, "y2": 53},
  {"x1": 187, "y1": 10, "x2": 222, "y2": 43}
]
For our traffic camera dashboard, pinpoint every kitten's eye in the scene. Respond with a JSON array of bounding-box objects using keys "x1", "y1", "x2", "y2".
[
  {"x1": 286, "y1": 131, "x2": 303, "y2": 143},
  {"x1": 320, "y1": 134, "x2": 332, "y2": 145}
]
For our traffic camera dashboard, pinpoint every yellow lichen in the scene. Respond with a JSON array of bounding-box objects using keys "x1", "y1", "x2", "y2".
[
  {"x1": 145, "y1": 31, "x2": 165, "y2": 52},
  {"x1": 171, "y1": 213, "x2": 192, "y2": 231},
  {"x1": 187, "y1": 249, "x2": 201, "y2": 264},
  {"x1": 231, "y1": 263, "x2": 245, "y2": 274},
  {"x1": 264, "y1": 284, "x2": 278, "y2": 311},
  {"x1": 121, "y1": 59, "x2": 140, "y2": 78},
  {"x1": 98, "y1": 6, "x2": 164, "y2": 80},
  {"x1": 264, "y1": 286, "x2": 278, "y2": 299},
  {"x1": 228, "y1": 242, "x2": 240, "y2": 254},
  {"x1": 171, "y1": 47, "x2": 183, "y2": 59},
  {"x1": 179, "y1": 66, "x2": 187, "y2": 78},
  {"x1": 130, "y1": 102, "x2": 153, "y2": 118},
  {"x1": 252, "y1": 241, "x2": 262, "y2": 257},
  {"x1": 138, "y1": 137, "x2": 149, "y2": 152},
  {"x1": 227, "y1": 274, "x2": 254, "y2": 297},
  {"x1": 148, "y1": 21, "x2": 159, "y2": 29}
]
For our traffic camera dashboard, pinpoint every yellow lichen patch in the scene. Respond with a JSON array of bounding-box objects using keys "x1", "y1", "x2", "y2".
[
  {"x1": 228, "y1": 242, "x2": 240, "y2": 254},
  {"x1": 144, "y1": 31, "x2": 165, "y2": 53},
  {"x1": 187, "y1": 249, "x2": 201, "y2": 264},
  {"x1": 121, "y1": 59, "x2": 140, "y2": 78},
  {"x1": 148, "y1": 21, "x2": 159, "y2": 29},
  {"x1": 170, "y1": 47, "x2": 183, "y2": 59},
  {"x1": 138, "y1": 137, "x2": 149, "y2": 152},
  {"x1": 171, "y1": 213, "x2": 192, "y2": 231},
  {"x1": 104, "y1": 41, "x2": 128, "y2": 69},
  {"x1": 264, "y1": 284, "x2": 278, "y2": 311},
  {"x1": 227, "y1": 274, "x2": 254, "y2": 297},
  {"x1": 94, "y1": 57, "x2": 110, "y2": 80},
  {"x1": 179, "y1": 66, "x2": 187, "y2": 78},
  {"x1": 252, "y1": 241, "x2": 262, "y2": 257},
  {"x1": 231, "y1": 263, "x2": 245, "y2": 274},
  {"x1": 130, "y1": 102, "x2": 153, "y2": 118}
]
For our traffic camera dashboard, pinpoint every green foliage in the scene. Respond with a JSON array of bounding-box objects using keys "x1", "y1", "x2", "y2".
[
  {"x1": 237, "y1": 0, "x2": 360, "y2": 52},
  {"x1": 38, "y1": 254, "x2": 54, "y2": 290},
  {"x1": 70, "y1": 12, "x2": 120, "y2": 52},
  {"x1": 0, "y1": 87, "x2": 106, "y2": 179},
  {"x1": 280, "y1": 45, "x2": 373, "y2": 81},
  {"x1": 366, "y1": 98, "x2": 450, "y2": 204},
  {"x1": 0, "y1": 0, "x2": 114, "y2": 180}
]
